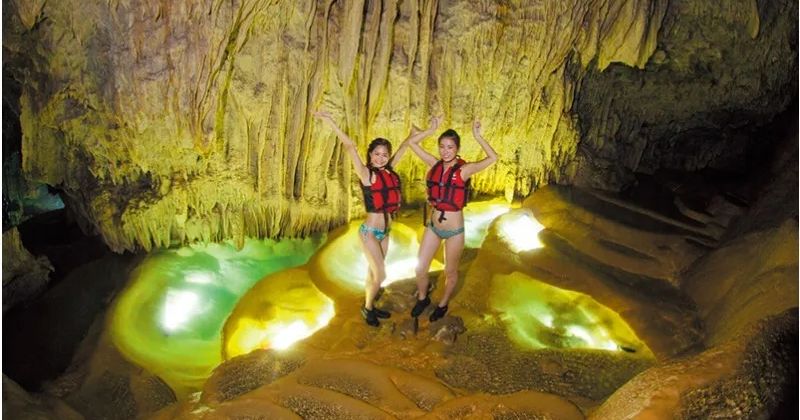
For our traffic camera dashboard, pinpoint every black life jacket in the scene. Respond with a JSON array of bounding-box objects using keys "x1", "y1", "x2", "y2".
[
  {"x1": 362, "y1": 166, "x2": 402, "y2": 214},
  {"x1": 426, "y1": 158, "x2": 470, "y2": 222}
]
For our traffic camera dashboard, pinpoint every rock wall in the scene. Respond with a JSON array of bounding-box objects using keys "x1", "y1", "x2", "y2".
[
  {"x1": 590, "y1": 309, "x2": 797, "y2": 419},
  {"x1": 1, "y1": 227, "x2": 53, "y2": 312},
  {"x1": 4, "y1": 0, "x2": 794, "y2": 251},
  {"x1": 572, "y1": 0, "x2": 797, "y2": 189}
]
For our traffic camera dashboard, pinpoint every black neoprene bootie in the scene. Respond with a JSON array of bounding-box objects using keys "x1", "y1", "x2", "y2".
[
  {"x1": 372, "y1": 307, "x2": 391, "y2": 319},
  {"x1": 361, "y1": 306, "x2": 380, "y2": 327},
  {"x1": 429, "y1": 304, "x2": 448, "y2": 322},
  {"x1": 410, "y1": 296, "x2": 431, "y2": 318}
]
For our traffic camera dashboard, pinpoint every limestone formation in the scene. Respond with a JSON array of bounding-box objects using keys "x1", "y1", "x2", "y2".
[
  {"x1": 8, "y1": 0, "x2": 793, "y2": 251},
  {"x1": 435, "y1": 328, "x2": 653, "y2": 401},
  {"x1": 2, "y1": 374, "x2": 84, "y2": 420},
  {"x1": 10, "y1": 183, "x2": 795, "y2": 418},
  {"x1": 590, "y1": 309, "x2": 797, "y2": 419},
  {"x1": 168, "y1": 355, "x2": 593, "y2": 419},
  {"x1": 682, "y1": 220, "x2": 798, "y2": 346},
  {"x1": 572, "y1": 0, "x2": 797, "y2": 189},
  {"x1": 421, "y1": 390, "x2": 584, "y2": 420},
  {"x1": 2, "y1": 227, "x2": 53, "y2": 312},
  {"x1": 458, "y1": 187, "x2": 707, "y2": 358},
  {"x1": 200, "y1": 349, "x2": 305, "y2": 404}
]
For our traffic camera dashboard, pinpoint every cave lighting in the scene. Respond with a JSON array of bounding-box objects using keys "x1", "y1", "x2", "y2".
[
  {"x1": 270, "y1": 320, "x2": 320, "y2": 350},
  {"x1": 161, "y1": 290, "x2": 203, "y2": 332},
  {"x1": 109, "y1": 236, "x2": 323, "y2": 395},
  {"x1": 496, "y1": 209, "x2": 545, "y2": 252},
  {"x1": 463, "y1": 199, "x2": 513, "y2": 248},
  {"x1": 313, "y1": 221, "x2": 444, "y2": 293},
  {"x1": 186, "y1": 272, "x2": 214, "y2": 284},
  {"x1": 490, "y1": 272, "x2": 652, "y2": 357},
  {"x1": 313, "y1": 200, "x2": 511, "y2": 294},
  {"x1": 228, "y1": 302, "x2": 335, "y2": 354},
  {"x1": 384, "y1": 256, "x2": 420, "y2": 279},
  {"x1": 222, "y1": 268, "x2": 335, "y2": 358}
]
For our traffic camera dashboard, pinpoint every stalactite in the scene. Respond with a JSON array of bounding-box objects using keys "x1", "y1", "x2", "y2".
[{"x1": 6, "y1": 0, "x2": 793, "y2": 251}]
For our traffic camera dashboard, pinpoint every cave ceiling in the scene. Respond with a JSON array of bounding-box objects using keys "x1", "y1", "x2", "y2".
[{"x1": 3, "y1": 0, "x2": 796, "y2": 252}]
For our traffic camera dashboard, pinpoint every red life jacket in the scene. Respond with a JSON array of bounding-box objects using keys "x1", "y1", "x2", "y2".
[
  {"x1": 426, "y1": 158, "x2": 470, "y2": 218},
  {"x1": 362, "y1": 166, "x2": 402, "y2": 214}
]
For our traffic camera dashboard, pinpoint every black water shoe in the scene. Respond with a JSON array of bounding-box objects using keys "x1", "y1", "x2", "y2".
[
  {"x1": 361, "y1": 306, "x2": 380, "y2": 327},
  {"x1": 372, "y1": 307, "x2": 391, "y2": 319},
  {"x1": 410, "y1": 296, "x2": 431, "y2": 317},
  {"x1": 429, "y1": 305, "x2": 448, "y2": 322}
]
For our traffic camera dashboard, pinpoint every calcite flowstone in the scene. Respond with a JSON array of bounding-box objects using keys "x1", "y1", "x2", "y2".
[
  {"x1": 167, "y1": 353, "x2": 589, "y2": 419},
  {"x1": 458, "y1": 185, "x2": 706, "y2": 359},
  {"x1": 200, "y1": 348, "x2": 305, "y2": 405},
  {"x1": 681, "y1": 219, "x2": 798, "y2": 346},
  {"x1": 421, "y1": 390, "x2": 584, "y2": 420},
  {"x1": 589, "y1": 309, "x2": 797, "y2": 419},
  {"x1": 435, "y1": 329, "x2": 653, "y2": 401},
  {"x1": 6, "y1": 0, "x2": 678, "y2": 251}
]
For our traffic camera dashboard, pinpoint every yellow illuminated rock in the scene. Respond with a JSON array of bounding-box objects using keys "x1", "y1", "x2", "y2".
[
  {"x1": 461, "y1": 198, "x2": 514, "y2": 248},
  {"x1": 307, "y1": 220, "x2": 443, "y2": 297},
  {"x1": 490, "y1": 271, "x2": 651, "y2": 356},
  {"x1": 10, "y1": 183, "x2": 794, "y2": 419},
  {"x1": 681, "y1": 219, "x2": 798, "y2": 346},
  {"x1": 9, "y1": 0, "x2": 684, "y2": 251},
  {"x1": 458, "y1": 191, "x2": 705, "y2": 359},
  {"x1": 108, "y1": 237, "x2": 321, "y2": 393},
  {"x1": 222, "y1": 268, "x2": 334, "y2": 359},
  {"x1": 526, "y1": 186, "x2": 709, "y2": 286}
]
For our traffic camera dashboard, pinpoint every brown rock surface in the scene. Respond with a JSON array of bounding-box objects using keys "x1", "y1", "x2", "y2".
[
  {"x1": 682, "y1": 220, "x2": 798, "y2": 346},
  {"x1": 2, "y1": 227, "x2": 53, "y2": 312},
  {"x1": 590, "y1": 309, "x2": 797, "y2": 419}
]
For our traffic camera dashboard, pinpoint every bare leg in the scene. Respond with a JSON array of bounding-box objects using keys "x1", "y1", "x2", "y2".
[
  {"x1": 360, "y1": 232, "x2": 387, "y2": 310},
  {"x1": 376, "y1": 235, "x2": 390, "y2": 299},
  {"x1": 364, "y1": 269, "x2": 375, "y2": 307},
  {"x1": 438, "y1": 232, "x2": 465, "y2": 307},
  {"x1": 415, "y1": 228, "x2": 442, "y2": 300}
]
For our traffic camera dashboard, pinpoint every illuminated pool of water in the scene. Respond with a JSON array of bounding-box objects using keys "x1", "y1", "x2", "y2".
[
  {"x1": 490, "y1": 272, "x2": 652, "y2": 356},
  {"x1": 109, "y1": 236, "x2": 323, "y2": 393},
  {"x1": 222, "y1": 267, "x2": 335, "y2": 359},
  {"x1": 107, "y1": 199, "x2": 642, "y2": 396}
]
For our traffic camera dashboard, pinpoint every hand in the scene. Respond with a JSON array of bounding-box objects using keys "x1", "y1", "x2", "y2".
[
  {"x1": 313, "y1": 110, "x2": 333, "y2": 121},
  {"x1": 410, "y1": 124, "x2": 422, "y2": 136},
  {"x1": 428, "y1": 115, "x2": 443, "y2": 133},
  {"x1": 314, "y1": 110, "x2": 342, "y2": 132},
  {"x1": 472, "y1": 119, "x2": 483, "y2": 138}
]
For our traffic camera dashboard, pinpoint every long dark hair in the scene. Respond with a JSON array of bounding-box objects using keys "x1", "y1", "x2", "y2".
[
  {"x1": 438, "y1": 129, "x2": 461, "y2": 149},
  {"x1": 366, "y1": 137, "x2": 392, "y2": 168}
]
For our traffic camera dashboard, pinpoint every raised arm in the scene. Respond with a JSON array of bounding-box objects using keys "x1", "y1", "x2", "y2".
[
  {"x1": 404, "y1": 115, "x2": 442, "y2": 168},
  {"x1": 460, "y1": 120, "x2": 498, "y2": 180},
  {"x1": 314, "y1": 111, "x2": 371, "y2": 185}
]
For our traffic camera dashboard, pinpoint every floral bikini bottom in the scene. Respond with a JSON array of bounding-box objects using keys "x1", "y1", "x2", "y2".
[{"x1": 359, "y1": 224, "x2": 390, "y2": 241}]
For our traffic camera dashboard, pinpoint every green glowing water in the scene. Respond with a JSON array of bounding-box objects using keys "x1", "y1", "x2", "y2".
[
  {"x1": 490, "y1": 272, "x2": 652, "y2": 356},
  {"x1": 109, "y1": 236, "x2": 324, "y2": 394},
  {"x1": 107, "y1": 199, "x2": 650, "y2": 398}
]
